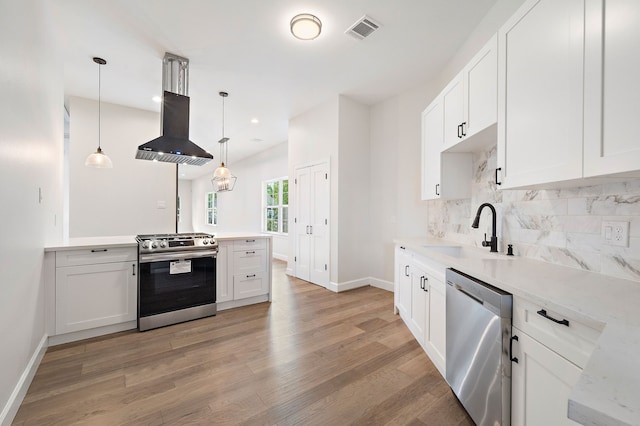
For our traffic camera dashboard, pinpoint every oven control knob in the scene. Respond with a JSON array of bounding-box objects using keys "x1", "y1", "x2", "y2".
[
  {"x1": 151, "y1": 242, "x2": 158, "y2": 249},
  {"x1": 203, "y1": 240, "x2": 208, "y2": 245},
  {"x1": 160, "y1": 240, "x2": 167, "y2": 248},
  {"x1": 142, "y1": 241, "x2": 149, "y2": 249},
  {"x1": 209, "y1": 239, "x2": 215, "y2": 245}
]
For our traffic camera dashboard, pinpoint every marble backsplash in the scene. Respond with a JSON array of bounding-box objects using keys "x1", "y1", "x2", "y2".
[{"x1": 427, "y1": 146, "x2": 640, "y2": 283}]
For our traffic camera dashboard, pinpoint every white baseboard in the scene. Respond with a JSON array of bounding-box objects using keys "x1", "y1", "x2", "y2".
[
  {"x1": 272, "y1": 253, "x2": 288, "y2": 262},
  {"x1": 48, "y1": 321, "x2": 136, "y2": 346},
  {"x1": 285, "y1": 267, "x2": 294, "y2": 276},
  {"x1": 327, "y1": 277, "x2": 394, "y2": 293},
  {"x1": 1, "y1": 334, "x2": 48, "y2": 426}
]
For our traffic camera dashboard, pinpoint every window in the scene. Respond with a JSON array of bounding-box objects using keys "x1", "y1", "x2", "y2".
[
  {"x1": 206, "y1": 192, "x2": 217, "y2": 225},
  {"x1": 264, "y1": 177, "x2": 288, "y2": 234}
]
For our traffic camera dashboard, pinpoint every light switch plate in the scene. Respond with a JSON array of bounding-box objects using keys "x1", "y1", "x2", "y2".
[{"x1": 602, "y1": 221, "x2": 629, "y2": 247}]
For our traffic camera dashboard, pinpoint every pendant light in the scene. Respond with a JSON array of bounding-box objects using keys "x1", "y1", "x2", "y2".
[
  {"x1": 85, "y1": 57, "x2": 113, "y2": 168},
  {"x1": 212, "y1": 91, "x2": 237, "y2": 192}
]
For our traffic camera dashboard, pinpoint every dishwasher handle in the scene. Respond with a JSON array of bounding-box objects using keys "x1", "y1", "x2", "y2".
[{"x1": 455, "y1": 285, "x2": 484, "y2": 305}]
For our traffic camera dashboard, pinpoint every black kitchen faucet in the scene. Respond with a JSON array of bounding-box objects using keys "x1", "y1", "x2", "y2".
[{"x1": 471, "y1": 203, "x2": 498, "y2": 252}]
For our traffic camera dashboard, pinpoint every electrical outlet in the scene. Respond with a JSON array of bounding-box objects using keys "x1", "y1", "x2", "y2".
[{"x1": 602, "y1": 221, "x2": 629, "y2": 247}]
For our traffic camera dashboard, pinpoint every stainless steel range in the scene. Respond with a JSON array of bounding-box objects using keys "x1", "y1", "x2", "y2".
[{"x1": 136, "y1": 233, "x2": 217, "y2": 331}]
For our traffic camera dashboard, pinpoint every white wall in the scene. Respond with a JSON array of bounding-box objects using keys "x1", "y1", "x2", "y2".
[
  {"x1": 68, "y1": 97, "x2": 176, "y2": 237},
  {"x1": 0, "y1": 0, "x2": 63, "y2": 422},
  {"x1": 177, "y1": 179, "x2": 193, "y2": 233},
  {"x1": 337, "y1": 96, "x2": 371, "y2": 283},
  {"x1": 191, "y1": 142, "x2": 288, "y2": 258}
]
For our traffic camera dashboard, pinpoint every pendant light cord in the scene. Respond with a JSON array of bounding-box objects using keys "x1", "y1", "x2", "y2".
[{"x1": 98, "y1": 62, "x2": 101, "y2": 150}]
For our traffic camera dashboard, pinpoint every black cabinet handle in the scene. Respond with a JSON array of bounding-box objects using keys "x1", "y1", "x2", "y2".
[
  {"x1": 404, "y1": 265, "x2": 410, "y2": 277},
  {"x1": 423, "y1": 276, "x2": 428, "y2": 292},
  {"x1": 246, "y1": 274, "x2": 256, "y2": 278},
  {"x1": 457, "y1": 124, "x2": 462, "y2": 138},
  {"x1": 495, "y1": 167, "x2": 502, "y2": 186},
  {"x1": 461, "y1": 122, "x2": 467, "y2": 136},
  {"x1": 537, "y1": 309, "x2": 570, "y2": 327},
  {"x1": 435, "y1": 183, "x2": 440, "y2": 196},
  {"x1": 420, "y1": 276, "x2": 425, "y2": 290},
  {"x1": 510, "y1": 335, "x2": 519, "y2": 363},
  {"x1": 132, "y1": 264, "x2": 136, "y2": 276},
  {"x1": 400, "y1": 246, "x2": 406, "y2": 250},
  {"x1": 91, "y1": 248, "x2": 107, "y2": 252},
  {"x1": 246, "y1": 251, "x2": 256, "y2": 255}
]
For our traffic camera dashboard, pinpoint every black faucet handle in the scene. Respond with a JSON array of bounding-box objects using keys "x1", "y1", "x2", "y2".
[{"x1": 482, "y1": 233, "x2": 489, "y2": 247}]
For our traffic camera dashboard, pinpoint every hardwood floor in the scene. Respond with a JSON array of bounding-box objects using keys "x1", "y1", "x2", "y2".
[{"x1": 13, "y1": 260, "x2": 472, "y2": 425}]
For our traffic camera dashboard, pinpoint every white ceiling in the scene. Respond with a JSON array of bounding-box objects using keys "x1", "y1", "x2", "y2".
[{"x1": 52, "y1": 0, "x2": 498, "y2": 179}]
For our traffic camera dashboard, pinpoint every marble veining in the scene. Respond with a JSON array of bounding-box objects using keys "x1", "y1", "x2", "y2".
[{"x1": 427, "y1": 147, "x2": 640, "y2": 282}]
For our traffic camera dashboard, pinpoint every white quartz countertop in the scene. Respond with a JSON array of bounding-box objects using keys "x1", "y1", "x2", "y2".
[
  {"x1": 45, "y1": 235, "x2": 137, "y2": 251},
  {"x1": 44, "y1": 233, "x2": 271, "y2": 252},
  {"x1": 395, "y1": 237, "x2": 640, "y2": 426}
]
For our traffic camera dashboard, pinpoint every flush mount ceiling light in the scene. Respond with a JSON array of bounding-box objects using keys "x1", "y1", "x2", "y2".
[
  {"x1": 85, "y1": 57, "x2": 113, "y2": 168},
  {"x1": 212, "y1": 91, "x2": 237, "y2": 192},
  {"x1": 290, "y1": 13, "x2": 322, "y2": 40}
]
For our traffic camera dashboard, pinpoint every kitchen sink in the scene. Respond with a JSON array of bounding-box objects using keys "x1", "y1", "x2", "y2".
[{"x1": 422, "y1": 245, "x2": 509, "y2": 260}]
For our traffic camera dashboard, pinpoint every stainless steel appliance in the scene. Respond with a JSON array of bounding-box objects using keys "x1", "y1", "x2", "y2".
[
  {"x1": 445, "y1": 268, "x2": 513, "y2": 426},
  {"x1": 136, "y1": 233, "x2": 217, "y2": 331}
]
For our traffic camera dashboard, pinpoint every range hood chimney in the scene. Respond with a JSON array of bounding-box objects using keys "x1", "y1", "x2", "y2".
[{"x1": 136, "y1": 53, "x2": 213, "y2": 166}]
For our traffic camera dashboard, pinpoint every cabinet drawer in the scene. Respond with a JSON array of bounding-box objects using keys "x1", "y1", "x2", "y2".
[
  {"x1": 233, "y1": 272, "x2": 268, "y2": 299},
  {"x1": 56, "y1": 247, "x2": 137, "y2": 267},
  {"x1": 233, "y1": 249, "x2": 267, "y2": 274},
  {"x1": 233, "y1": 238, "x2": 267, "y2": 251},
  {"x1": 513, "y1": 297, "x2": 603, "y2": 368}
]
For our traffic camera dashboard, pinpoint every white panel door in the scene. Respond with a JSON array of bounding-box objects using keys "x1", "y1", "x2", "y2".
[
  {"x1": 294, "y1": 161, "x2": 329, "y2": 287},
  {"x1": 511, "y1": 327, "x2": 582, "y2": 425},
  {"x1": 395, "y1": 247, "x2": 412, "y2": 319},
  {"x1": 410, "y1": 264, "x2": 428, "y2": 346},
  {"x1": 421, "y1": 99, "x2": 443, "y2": 200},
  {"x1": 583, "y1": 0, "x2": 640, "y2": 177},
  {"x1": 425, "y1": 273, "x2": 446, "y2": 376},
  {"x1": 309, "y1": 164, "x2": 329, "y2": 286},
  {"x1": 56, "y1": 261, "x2": 137, "y2": 334},
  {"x1": 442, "y1": 73, "x2": 464, "y2": 149},
  {"x1": 463, "y1": 33, "x2": 498, "y2": 139},
  {"x1": 498, "y1": 0, "x2": 585, "y2": 188},
  {"x1": 216, "y1": 241, "x2": 232, "y2": 303}
]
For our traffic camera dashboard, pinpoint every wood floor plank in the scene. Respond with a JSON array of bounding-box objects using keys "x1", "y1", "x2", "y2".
[{"x1": 13, "y1": 260, "x2": 472, "y2": 425}]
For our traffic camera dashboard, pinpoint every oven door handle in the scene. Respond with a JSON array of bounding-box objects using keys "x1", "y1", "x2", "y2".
[{"x1": 139, "y1": 250, "x2": 218, "y2": 263}]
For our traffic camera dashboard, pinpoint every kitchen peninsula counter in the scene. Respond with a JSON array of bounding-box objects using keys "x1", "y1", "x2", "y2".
[{"x1": 395, "y1": 237, "x2": 640, "y2": 426}]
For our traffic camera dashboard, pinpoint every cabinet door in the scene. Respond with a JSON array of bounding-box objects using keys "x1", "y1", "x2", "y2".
[
  {"x1": 463, "y1": 34, "x2": 497, "y2": 140},
  {"x1": 216, "y1": 242, "x2": 232, "y2": 303},
  {"x1": 233, "y1": 272, "x2": 269, "y2": 299},
  {"x1": 395, "y1": 249, "x2": 412, "y2": 319},
  {"x1": 421, "y1": 99, "x2": 443, "y2": 200},
  {"x1": 425, "y1": 273, "x2": 446, "y2": 376},
  {"x1": 410, "y1": 264, "x2": 428, "y2": 346},
  {"x1": 511, "y1": 327, "x2": 582, "y2": 425},
  {"x1": 56, "y1": 261, "x2": 137, "y2": 334},
  {"x1": 442, "y1": 73, "x2": 465, "y2": 148},
  {"x1": 583, "y1": 0, "x2": 640, "y2": 177},
  {"x1": 498, "y1": 0, "x2": 585, "y2": 188}
]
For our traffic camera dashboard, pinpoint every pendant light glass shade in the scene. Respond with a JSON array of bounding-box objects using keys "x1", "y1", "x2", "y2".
[
  {"x1": 211, "y1": 91, "x2": 236, "y2": 192},
  {"x1": 85, "y1": 57, "x2": 113, "y2": 168}
]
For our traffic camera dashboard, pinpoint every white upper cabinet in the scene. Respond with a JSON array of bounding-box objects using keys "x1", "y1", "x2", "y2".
[
  {"x1": 497, "y1": 0, "x2": 585, "y2": 188},
  {"x1": 443, "y1": 34, "x2": 498, "y2": 152},
  {"x1": 583, "y1": 0, "x2": 640, "y2": 177}
]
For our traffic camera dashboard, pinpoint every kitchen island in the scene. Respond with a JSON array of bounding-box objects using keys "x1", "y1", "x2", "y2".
[
  {"x1": 395, "y1": 238, "x2": 640, "y2": 426},
  {"x1": 44, "y1": 233, "x2": 272, "y2": 345}
]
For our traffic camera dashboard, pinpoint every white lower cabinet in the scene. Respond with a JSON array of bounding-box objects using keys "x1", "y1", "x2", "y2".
[
  {"x1": 54, "y1": 247, "x2": 137, "y2": 335},
  {"x1": 511, "y1": 297, "x2": 602, "y2": 425},
  {"x1": 394, "y1": 245, "x2": 446, "y2": 377},
  {"x1": 511, "y1": 327, "x2": 582, "y2": 425},
  {"x1": 217, "y1": 237, "x2": 272, "y2": 309}
]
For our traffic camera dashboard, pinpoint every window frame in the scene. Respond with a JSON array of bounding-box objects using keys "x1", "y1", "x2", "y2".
[
  {"x1": 263, "y1": 176, "x2": 288, "y2": 235},
  {"x1": 205, "y1": 192, "x2": 217, "y2": 226}
]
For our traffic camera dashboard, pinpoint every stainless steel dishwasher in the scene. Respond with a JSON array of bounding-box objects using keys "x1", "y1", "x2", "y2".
[{"x1": 445, "y1": 268, "x2": 513, "y2": 426}]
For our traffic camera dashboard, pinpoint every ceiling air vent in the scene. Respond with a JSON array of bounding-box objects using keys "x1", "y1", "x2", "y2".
[{"x1": 345, "y1": 15, "x2": 381, "y2": 40}]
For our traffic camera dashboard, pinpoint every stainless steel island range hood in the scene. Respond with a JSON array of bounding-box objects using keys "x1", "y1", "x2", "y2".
[{"x1": 136, "y1": 53, "x2": 213, "y2": 166}]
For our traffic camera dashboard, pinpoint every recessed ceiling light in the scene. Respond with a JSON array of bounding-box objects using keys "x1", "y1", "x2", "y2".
[
  {"x1": 290, "y1": 13, "x2": 322, "y2": 40},
  {"x1": 152, "y1": 95, "x2": 162, "y2": 103},
  {"x1": 251, "y1": 118, "x2": 259, "y2": 124}
]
